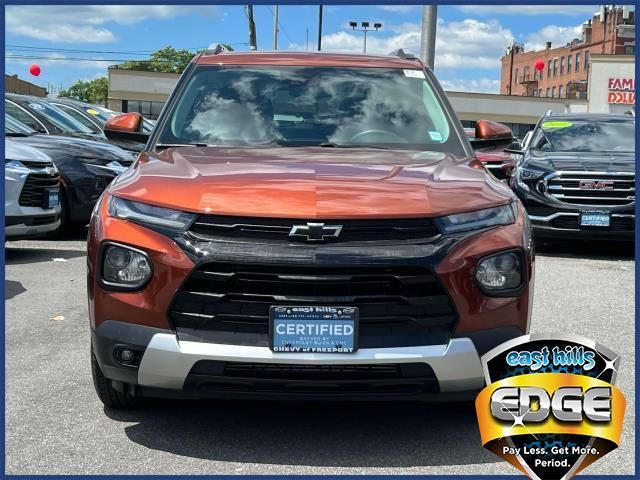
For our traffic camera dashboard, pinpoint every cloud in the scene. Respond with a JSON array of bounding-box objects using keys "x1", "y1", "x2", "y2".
[
  {"x1": 5, "y1": 51, "x2": 114, "y2": 70},
  {"x1": 376, "y1": 6, "x2": 420, "y2": 14},
  {"x1": 525, "y1": 24, "x2": 583, "y2": 51},
  {"x1": 291, "y1": 18, "x2": 513, "y2": 71},
  {"x1": 440, "y1": 77, "x2": 501, "y2": 94},
  {"x1": 5, "y1": 5, "x2": 218, "y2": 43},
  {"x1": 456, "y1": 6, "x2": 599, "y2": 17}
]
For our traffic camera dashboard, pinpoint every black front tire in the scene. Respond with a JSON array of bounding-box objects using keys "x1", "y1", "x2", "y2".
[{"x1": 91, "y1": 346, "x2": 142, "y2": 409}]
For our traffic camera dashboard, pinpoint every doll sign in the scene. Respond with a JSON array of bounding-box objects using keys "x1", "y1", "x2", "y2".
[{"x1": 607, "y1": 77, "x2": 635, "y2": 104}]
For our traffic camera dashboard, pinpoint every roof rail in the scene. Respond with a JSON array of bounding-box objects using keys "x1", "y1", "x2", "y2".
[
  {"x1": 544, "y1": 109, "x2": 553, "y2": 117},
  {"x1": 388, "y1": 49, "x2": 418, "y2": 60},
  {"x1": 624, "y1": 110, "x2": 635, "y2": 117}
]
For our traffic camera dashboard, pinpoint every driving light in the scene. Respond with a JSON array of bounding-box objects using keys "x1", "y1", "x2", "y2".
[
  {"x1": 515, "y1": 167, "x2": 546, "y2": 191},
  {"x1": 107, "y1": 195, "x2": 196, "y2": 230},
  {"x1": 434, "y1": 203, "x2": 517, "y2": 234},
  {"x1": 475, "y1": 251, "x2": 523, "y2": 294},
  {"x1": 102, "y1": 243, "x2": 152, "y2": 289}
]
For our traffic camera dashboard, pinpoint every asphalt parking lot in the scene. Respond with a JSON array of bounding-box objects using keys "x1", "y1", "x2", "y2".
[{"x1": 5, "y1": 233, "x2": 635, "y2": 475}]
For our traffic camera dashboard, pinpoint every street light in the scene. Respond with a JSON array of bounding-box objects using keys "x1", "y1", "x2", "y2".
[{"x1": 349, "y1": 21, "x2": 382, "y2": 54}]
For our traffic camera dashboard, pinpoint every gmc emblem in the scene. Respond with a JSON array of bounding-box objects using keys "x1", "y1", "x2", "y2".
[
  {"x1": 289, "y1": 222, "x2": 343, "y2": 242},
  {"x1": 578, "y1": 180, "x2": 614, "y2": 191}
]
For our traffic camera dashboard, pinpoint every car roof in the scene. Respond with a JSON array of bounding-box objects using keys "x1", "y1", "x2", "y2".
[
  {"x1": 545, "y1": 112, "x2": 634, "y2": 122},
  {"x1": 195, "y1": 51, "x2": 425, "y2": 69}
]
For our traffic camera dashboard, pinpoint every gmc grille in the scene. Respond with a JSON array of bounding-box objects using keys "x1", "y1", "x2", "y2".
[
  {"x1": 170, "y1": 263, "x2": 457, "y2": 349},
  {"x1": 189, "y1": 216, "x2": 440, "y2": 244},
  {"x1": 18, "y1": 173, "x2": 60, "y2": 207},
  {"x1": 546, "y1": 172, "x2": 635, "y2": 207}
]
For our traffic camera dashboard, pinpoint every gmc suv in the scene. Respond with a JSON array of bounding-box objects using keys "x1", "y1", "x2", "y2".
[{"x1": 87, "y1": 51, "x2": 534, "y2": 408}]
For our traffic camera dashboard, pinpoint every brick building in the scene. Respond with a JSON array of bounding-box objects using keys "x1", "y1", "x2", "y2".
[{"x1": 500, "y1": 5, "x2": 635, "y2": 99}]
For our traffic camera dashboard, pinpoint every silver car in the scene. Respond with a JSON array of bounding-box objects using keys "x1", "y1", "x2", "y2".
[{"x1": 5, "y1": 139, "x2": 61, "y2": 239}]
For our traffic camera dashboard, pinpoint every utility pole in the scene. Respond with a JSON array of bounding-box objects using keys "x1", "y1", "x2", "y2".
[
  {"x1": 306, "y1": 28, "x2": 309, "y2": 51},
  {"x1": 420, "y1": 5, "x2": 437, "y2": 69},
  {"x1": 317, "y1": 5, "x2": 323, "y2": 51},
  {"x1": 349, "y1": 21, "x2": 382, "y2": 54},
  {"x1": 247, "y1": 5, "x2": 257, "y2": 50},
  {"x1": 273, "y1": 5, "x2": 279, "y2": 50}
]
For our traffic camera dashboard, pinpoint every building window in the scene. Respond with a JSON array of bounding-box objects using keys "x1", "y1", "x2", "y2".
[
  {"x1": 584, "y1": 51, "x2": 590, "y2": 71},
  {"x1": 567, "y1": 55, "x2": 572, "y2": 73},
  {"x1": 553, "y1": 59, "x2": 558, "y2": 76},
  {"x1": 552, "y1": 86, "x2": 556, "y2": 97},
  {"x1": 514, "y1": 68, "x2": 519, "y2": 84},
  {"x1": 558, "y1": 85, "x2": 563, "y2": 98},
  {"x1": 624, "y1": 45, "x2": 635, "y2": 55},
  {"x1": 560, "y1": 57, "x2": 564, "y2": 74},
  {"x1": 122, "y1": 100, "x2": 165, "y2": 120},
  {"x1": 546, "y1": 87, "x2": 550, "y2": 97},
  {"x1": 539, "y1": 89, "x2": 542, "y2": 97},
  {"x1": 547, "y1": 61, "x2": 552, "y2": 78},
  {"x1": 575, "y1": 53, "x2": 580, "y2": 72}
]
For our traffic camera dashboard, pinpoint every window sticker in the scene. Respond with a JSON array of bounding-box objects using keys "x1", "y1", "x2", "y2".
[
  {"x1": 29, "y1": 103, "x2": 45, "y2": 111},
  {"x1": 86, "y1": 108, "x2": 100, "y2": 116},
  {"x1": 541, "y1": 121, "x2": 573, "y2": 129},
  {"x1": 404, "y1": 69, "x2": 426, "y2": 79},
  {"x1": 429, "y1": 130, "x2": 443, "y2": 142}
]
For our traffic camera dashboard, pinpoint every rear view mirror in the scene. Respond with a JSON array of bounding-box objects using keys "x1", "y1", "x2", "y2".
[{"x1": 104, "y1": 112, "x2": 149, "y2": 144}]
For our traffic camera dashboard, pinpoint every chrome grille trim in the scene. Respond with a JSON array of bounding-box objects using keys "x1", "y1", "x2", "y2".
[{"x1": 543, "y1": 171, "x2": 635, "y2": 207}]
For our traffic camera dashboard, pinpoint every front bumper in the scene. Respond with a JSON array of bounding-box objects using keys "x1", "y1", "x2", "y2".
[{"x1": 529, "y1": 211, "x2": 634, "y2": 240}]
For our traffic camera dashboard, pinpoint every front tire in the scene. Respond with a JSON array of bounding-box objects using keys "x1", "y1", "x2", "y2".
[{"x1": 91, "y1": 345, "x2": 142, "y2": 409}]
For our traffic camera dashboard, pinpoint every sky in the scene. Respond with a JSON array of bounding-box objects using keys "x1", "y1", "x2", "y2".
[{"x1": 4, "y1": 4, "x2": 626, "y2": 94}]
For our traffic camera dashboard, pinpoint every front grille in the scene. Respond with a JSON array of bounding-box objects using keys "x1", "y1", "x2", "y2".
[
  {"x1": 170, "y1": 263, "x2": 457, "y2": 348},
  {"x1": 19, "y1": 160, "x2": 55, "y2": 169},
  {"x1": 18, "y1": 173, "x2": 60, "y2": 207},
  {"x1": 189, "y1": 216, "x2": 440, "y2": 244},
  {"x1": 546, "y1": 172, "x2": 635, "y2": 207},
  {"x1": 183, "y1": 360, "x2": 439, "y2": 397},
  {"x1": 550, "y1": 214, "x2": 634, "y2": 232}
]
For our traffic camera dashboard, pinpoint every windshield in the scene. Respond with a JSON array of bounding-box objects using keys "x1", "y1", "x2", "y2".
[
  {"x1": 5, "y1": 114, "x2": 37, "y2": 135},
  {"x1": 157, "y1": 66, "x2": 464, "y2": 154},
  {"x1": 531, "y1": 118, "x2": 635, "y2": 153},
  {"x1": 54, "y1": 103, "x2": 102, "y2": 133},
  {"x1": 24, "y1": 99, "x2": 94, "y2": 134}
]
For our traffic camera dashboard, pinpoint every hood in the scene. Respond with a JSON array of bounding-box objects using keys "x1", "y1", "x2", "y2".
[
  {"x1": 109, "y1": 146, "x2": 512, "y2": 218},
  {"x1": 526, "y1": 150, "x2": 635, "y2": 174},
  {"x1": 10, "y1": 134, "x2": 135, "y2": 162},
  {"x1": 5, "y1": 138, "x2": 52, "y2": 163}
]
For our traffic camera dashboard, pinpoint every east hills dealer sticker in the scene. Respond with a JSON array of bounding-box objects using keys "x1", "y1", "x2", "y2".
[{"x1": 475, "y1": 334, "x2": 626, "y2": 480}]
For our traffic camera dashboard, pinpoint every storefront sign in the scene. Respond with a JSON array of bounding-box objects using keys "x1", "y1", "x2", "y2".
[{"x1": 607, "y1": 77, "x2": 635, "y2": 104}]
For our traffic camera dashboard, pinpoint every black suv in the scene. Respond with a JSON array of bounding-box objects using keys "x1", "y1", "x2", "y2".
[{"x1": 509, "y1": 113, "x2": 635, "y2": 240}]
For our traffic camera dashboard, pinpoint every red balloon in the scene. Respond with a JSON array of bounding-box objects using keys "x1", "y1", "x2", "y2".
[
  {"x1": 29, "y1": 64, "x2": 41, "y2": 76},
  {"x1": 534, "y1": 60, "x2": 545, "y2": 73}
]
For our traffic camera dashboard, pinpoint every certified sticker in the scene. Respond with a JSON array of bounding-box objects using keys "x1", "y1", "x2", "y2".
[
  {"x1": 429, "y1": 130, "x2": 443, "y2": 142},
  {"x1": 86, "y1": 108, "x2": 100, "y2": 115},
  {"x1": 476, "y1": 334, "x2": 625, "y2": 480}
]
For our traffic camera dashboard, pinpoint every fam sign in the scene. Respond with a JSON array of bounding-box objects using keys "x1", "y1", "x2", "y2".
[{"x1": 607, "y1": 77, "x2": 635, "y2": 104}]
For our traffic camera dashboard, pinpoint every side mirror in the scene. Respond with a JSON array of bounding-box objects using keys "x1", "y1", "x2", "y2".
[
  {"x1": 503, "y1": 140, "x2": 523, "y2": 155},
  {"x1": 469, "y1": 120, "x2": 514, "y2": 151},
  {"x1": 104, "y1": 112, "x2": 149, "y2": 144}
]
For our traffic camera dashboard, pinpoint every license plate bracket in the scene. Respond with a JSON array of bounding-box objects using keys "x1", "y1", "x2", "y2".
[
  {"x1": 579, "y1": 210, "x2": 610, "y2": 228},
  {"x1": 269, "y1": 306, "x2": 358, "y2": 353}
]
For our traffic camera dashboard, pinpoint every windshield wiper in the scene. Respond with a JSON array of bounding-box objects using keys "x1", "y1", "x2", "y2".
[
  {"x1": 5, "y1": 132, "x2": 32, "y2": 137},
  {"x1": 155, "y1": 143, "x2": 210, "y2": 150},
  {"x1": 318, "y1": 142, "x2": 391, "y2": 149}
]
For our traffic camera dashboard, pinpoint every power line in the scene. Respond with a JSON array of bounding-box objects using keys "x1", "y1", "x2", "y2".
[
  {"x1": 4, "y1": 42, "x2": 250, "y2": 56},
  {"x1": 5, "y1": 54, "x2": 174, "y2": 63}
]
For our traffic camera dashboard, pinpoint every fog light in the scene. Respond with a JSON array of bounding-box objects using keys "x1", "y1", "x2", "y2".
[
  {"x1": 475, "y1": 251, "x2": 523, "y2": 293},
  {"x1": 118, "y1": 349, "x2": 136, "y2": 364},
  {"x1": 102, "y1": 243, "x2": 152, "y2": 289}
]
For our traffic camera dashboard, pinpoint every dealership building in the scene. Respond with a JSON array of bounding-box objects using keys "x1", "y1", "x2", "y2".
[{"x1": 107, "y1": 53, "x2": 634, "y2": 139}]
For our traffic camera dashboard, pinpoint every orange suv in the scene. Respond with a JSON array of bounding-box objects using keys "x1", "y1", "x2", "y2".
[{"x1": 88, "y1": 50, "x2": 534, "y2": 408}]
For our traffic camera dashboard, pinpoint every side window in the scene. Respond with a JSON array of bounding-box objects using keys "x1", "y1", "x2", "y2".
[
  {"x1": 5, "y1": 100, "x2": 46, "y2": 132},
  {"x1": 55, "y1": 104, "x2": 100, "y2": 132}
]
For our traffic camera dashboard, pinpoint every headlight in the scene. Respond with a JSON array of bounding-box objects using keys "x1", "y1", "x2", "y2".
[
  {"x1": 79, "y1": 157, "x2": 128, "y2": 174},
  {"x1": 101, "y1": 243, "x2": 152, "y2": 290},
  {"x1": 5, "y1": 160, "x2": 28, "y2": 171},
  {"x1": 107, "y1": 195, "x2": 196, "y2": 230},
  {"x1": 475, "y1": 250, "x2": 524, "y2": 295},
  {"x1": 434, "y1": 203, "x2": 517, "y2": 234},
  {"x1": 515, "y1": 167, "x2": 545, "y2": 191}
]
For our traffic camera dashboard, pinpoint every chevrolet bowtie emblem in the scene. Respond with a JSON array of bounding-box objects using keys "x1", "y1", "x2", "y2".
[{"x1": 289, "y1": 222, "x2": 343, "y2": 242}]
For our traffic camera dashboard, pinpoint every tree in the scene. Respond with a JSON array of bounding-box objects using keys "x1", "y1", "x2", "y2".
[
  {"x1": 59, "y1": 77, "x2": 108, "y2": 104},
  {"x1": 116, "y1": 44, "x2": 234, "y2": 74}
]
